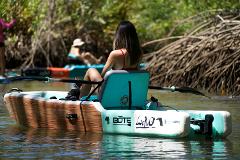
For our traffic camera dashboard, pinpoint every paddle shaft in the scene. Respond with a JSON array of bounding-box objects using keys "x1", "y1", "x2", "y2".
[
  {"x1": 149, "y1": 85, "x2": 208, "y2": 97},
  {"x1": 3, "y1": 76, "x2": 207, "y2": 97},
  {"x1": 4, "y1": 76, "x2": 102, "y2": 85}
]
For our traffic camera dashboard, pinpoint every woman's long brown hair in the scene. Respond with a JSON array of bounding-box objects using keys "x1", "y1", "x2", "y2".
[{"x1": 113, "y1": 20, "x2": 142, "y2": 65}]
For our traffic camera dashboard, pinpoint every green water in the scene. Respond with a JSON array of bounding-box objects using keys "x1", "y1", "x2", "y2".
[{"x1": 0, "y1": 81, "x2": 240, "y2": 159}]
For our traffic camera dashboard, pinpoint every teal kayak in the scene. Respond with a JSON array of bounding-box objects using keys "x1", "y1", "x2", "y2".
[
  {"x1": 3, "y1": 70, "x2": 231, "y2": 138},
  {"x1": 21, "y1": 63, "x2": 146, "y2": 78},
  {"x1": 0, "y1": 71, "x2": 20, "y2": 83}
]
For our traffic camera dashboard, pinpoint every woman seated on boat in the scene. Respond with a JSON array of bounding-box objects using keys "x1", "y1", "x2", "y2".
[
  {"x1": 67, "y1": 38, "x2": 103, "y2": 65},
  {"x1": 80, "y1": 20, "x2": 142, "y2": 98}
]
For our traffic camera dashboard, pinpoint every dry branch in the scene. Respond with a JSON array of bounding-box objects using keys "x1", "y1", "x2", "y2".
[{"x1": 143, "y1": 11, "x2": 240, "y2": 96}]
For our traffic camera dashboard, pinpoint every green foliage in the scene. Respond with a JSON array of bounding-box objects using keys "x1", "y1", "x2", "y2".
[
  {"x1": 1, "y1": 0, "x2": 240, "y2": 67},
  {"x1": 1, "y1": 0, "x2": 240, "y2": 40},
  {"x1": 128, "y1": 0, "x2": 240, "y2": 41}
]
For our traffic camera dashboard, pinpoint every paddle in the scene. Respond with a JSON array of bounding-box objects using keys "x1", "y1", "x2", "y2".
[
  {"x1": 149, "y1": 85, "x2": 209, "y2": 98},
  {"x1": 2, "y1": 76, "x2": 102, "y2": 85},
  {"x1": 2, "y1": 76, "x2": 208, "y2": 97}
]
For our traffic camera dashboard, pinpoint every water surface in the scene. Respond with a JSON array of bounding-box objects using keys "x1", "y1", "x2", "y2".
[{"x1": 0, "y1": 81, "x2": 239, "y2": 159}]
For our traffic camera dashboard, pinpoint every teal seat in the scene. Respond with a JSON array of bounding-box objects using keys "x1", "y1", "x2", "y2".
[{"x1": 98, "y1": 70, "x2": 150, "y2": 110}]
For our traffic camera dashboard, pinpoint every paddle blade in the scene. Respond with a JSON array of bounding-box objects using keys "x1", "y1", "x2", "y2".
[{"x1": 175, "y1": 87, "x2": 209, "y2": 97}]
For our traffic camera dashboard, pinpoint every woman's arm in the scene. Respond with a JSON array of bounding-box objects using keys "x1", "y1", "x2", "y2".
[{"x1": 101, "y1": 51, "x2": 116, "y2": 77}]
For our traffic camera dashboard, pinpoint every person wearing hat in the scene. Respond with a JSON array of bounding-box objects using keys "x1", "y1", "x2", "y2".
[
  {"x1": 67, "y1": 38, "x2": 85, "y2": 65},
  {"x1": 67, "y1": 38, "x2": 103, "y2": 65}
]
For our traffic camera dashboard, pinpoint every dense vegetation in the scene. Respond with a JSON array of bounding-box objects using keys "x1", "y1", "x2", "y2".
[
  {"x1": 145, "y1": 12, "x2": 240, "y2": 96},
  {"x1": 0, "y1": 0, "x2": 239, "y2": 95}
]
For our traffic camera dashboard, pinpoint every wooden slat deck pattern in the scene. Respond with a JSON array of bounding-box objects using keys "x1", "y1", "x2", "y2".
[{"x1": 5, "y1": 95, "x2": 103, "y2": 132}]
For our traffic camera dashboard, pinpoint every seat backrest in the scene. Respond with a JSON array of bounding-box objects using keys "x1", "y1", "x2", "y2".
[{"x1": 98, "y1": 70, "x2": 149, "y2": 109}]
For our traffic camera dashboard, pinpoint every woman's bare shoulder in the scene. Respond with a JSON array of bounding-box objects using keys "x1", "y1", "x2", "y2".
[
  {"x1": 111, "y1": 49, "x2": 121, "y2": 54},
  {"x1": 110, "y1": 49, "x2": 125, "y2": 57}
]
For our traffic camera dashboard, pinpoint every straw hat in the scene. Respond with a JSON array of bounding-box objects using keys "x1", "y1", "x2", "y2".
[{"x1": 72, "y1": 38, "x2": 85, "y2": 47}]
